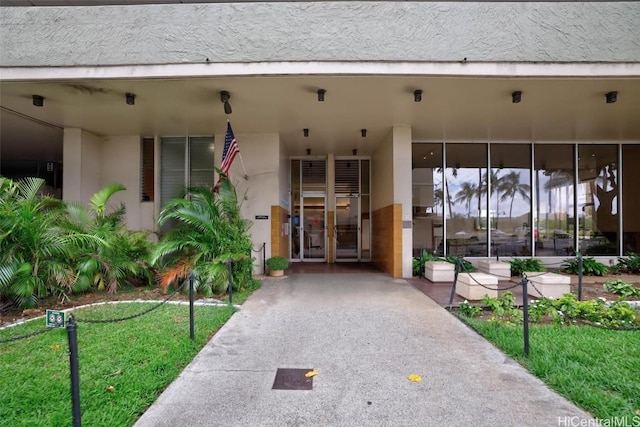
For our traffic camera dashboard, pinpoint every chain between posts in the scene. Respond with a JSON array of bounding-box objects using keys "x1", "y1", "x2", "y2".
[
  {"x1": 251, "y1": 242, "x2": 266, "y2": 276},
  {"x1": 75, "y1": 279, "x2": 188, "y2": 324},
  {"x1": 0, "y1": 326, "x2": 55, "y2": 344}
]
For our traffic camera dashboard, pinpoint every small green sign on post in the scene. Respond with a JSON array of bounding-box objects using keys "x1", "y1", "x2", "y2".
[{"x1": 46, "y1": 310, "x2": 65, "y2": 328}]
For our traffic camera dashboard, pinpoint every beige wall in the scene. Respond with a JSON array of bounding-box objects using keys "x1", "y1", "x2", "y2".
[
  {"x1": 372, "y1": 126, "x2": 413, "y2": 277},
  {"x1": 391, "y1": 126, "x2": 413, "y2": 277},
  {"x1": 102, "y1": 136, "x2": 143, "y2": 230},
  {"x1": 215, "y1": 132, "x2": 281, "y2": 270},
  {"x1": 63, "y1": 128, "x2": 102, "y2": 205}
]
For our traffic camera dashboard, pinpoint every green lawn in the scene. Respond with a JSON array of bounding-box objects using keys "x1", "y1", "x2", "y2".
[
  {"x1": 465, "y1": 319, "x2": 640, "y2": 420},
  {"x1": 0, "y1": 303, "x2": 236, "y2": 427}
]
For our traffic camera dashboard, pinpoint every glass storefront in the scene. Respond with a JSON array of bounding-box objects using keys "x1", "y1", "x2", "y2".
[{"x1": 412, "y1": 143, "x2": 639, "y2": 257}]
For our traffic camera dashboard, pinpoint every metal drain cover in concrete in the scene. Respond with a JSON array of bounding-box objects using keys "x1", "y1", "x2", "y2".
[{"x1": 272, "y1": 368, "x2": 314, "y2": 390}]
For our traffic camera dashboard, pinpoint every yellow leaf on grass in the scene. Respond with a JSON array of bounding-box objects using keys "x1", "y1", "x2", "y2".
[
  {"x1": 106, "y1": 385, "x2": 115, "y2": 393},
  {"x1": 407, "y1": 374, "x2": 422, "y2": 382},
  {"x1": 50, "y1": 344, "x2": 61, "y2": 350},
  {"x1": 305, "y1": 370, "x2": 318, "y2": 378}
]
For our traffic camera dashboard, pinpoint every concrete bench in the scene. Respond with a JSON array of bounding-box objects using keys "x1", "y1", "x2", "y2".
[
  {"x1": 525, "y1": 272, "x2": 571, "y2": 298},
  {"x1": 425, "y1": 261, "x2": 455, "y2": 282},
  {"x1": 477, "y1": 260, "x2": 511, "y2": 279},
  {"x1": 456, "y1": 273, "x2": 498, "y2": 300}
]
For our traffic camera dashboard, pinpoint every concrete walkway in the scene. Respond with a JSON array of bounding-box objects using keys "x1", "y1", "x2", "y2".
[{"x1": 134, "y1": 272, "x2": 592, "y2": 427}]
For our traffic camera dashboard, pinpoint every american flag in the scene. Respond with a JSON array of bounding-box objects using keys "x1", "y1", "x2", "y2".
[{"x1": 220, "y1": 121, "x2": 239, "y2": 176}]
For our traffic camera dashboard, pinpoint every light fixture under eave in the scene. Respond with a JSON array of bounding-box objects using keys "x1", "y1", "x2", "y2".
[
  {"x1": 361, "y1": 129, "x2": 367, "y2": 138},
  {"x1": 32, "y1": 95, "x2": 44, "y2": 107},
  {"x1": 125, "y1": 92, "x2": 136, "y2": 105},
  {"x1": 605, "y1": 91, "x2": 617, "y2": 104},
  {"x1": 317, "y1": 89, "x2": 326, "y2": 102},
  {"x1": 353, "y1": 149, "x2": 357, "y2": 156},
  {"x1": 220, "y1": 90, "x2": 232, "y2": 114},
  {"x1": 306, "y1": 148, "x2": 311, "y2": 155},
  {"x1": 303, "y1": 128, "x2": 309, "y2": 137},
  {"x1": 414, "y1": 90, "x2": 422, "y2": 102},
  {"x1": 511, "y1": 91, "x2": 522, "y2": 104}
]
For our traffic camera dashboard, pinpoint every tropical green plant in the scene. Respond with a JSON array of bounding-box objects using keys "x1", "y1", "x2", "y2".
[
  {"x1": 0, "y1": 177, "x2": 75, "y2": 308},
  {"x1": 616, "y1": 252, "x2": 640, "y2": 274},
  {"x1": 266, "y1": 256, "x2": 289, "y2": 271},
  {"x1": 458, "y1": 300, "x2": 482, "y2": 318},
  {"x1": 61, "y1": 183, "x2": 154, "y2": 294},
  {"x1": 443, "y1": 255, "x2": 475, "y2": 272},
  {"x1": 562, "y1": 255, "x2": 609, "y2": 276},
  {"x1": 152, "y1": 177, "x2": 253, "y2": 296},
  {"x1": 481, "y1": 291, "x2": 522, "y2": 322},
  {"x1": 412, "y1": 250, "x2": 442, "y2": 276},
  {"x1": 603, "y1": 279, "x2": 640, "y2": 299},
  {"x1": 509, "y1": 258, "x2": 545, "y2": 276}
]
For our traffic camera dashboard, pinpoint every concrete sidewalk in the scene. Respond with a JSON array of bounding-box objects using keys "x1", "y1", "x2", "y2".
[{"x1": 134, "y1": 272, "x2": 591, "y2": 427}]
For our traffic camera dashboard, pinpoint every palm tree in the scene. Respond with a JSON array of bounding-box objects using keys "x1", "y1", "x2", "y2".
[
  {"x1": 499, "y1": 171, "x2": 531, "y2": 221},
  {"x1": 454, "y1": 182, "x2": 478, "y2": 218},
  {"x1": 151, "y1": 176, "x2": 253, "y2": 296},
  {"x1": 0, "y1": 177, "x2": 74, "y2": 308},
  {"x1": 62, "y1": 183, "x2": 153, "y2": 294}
]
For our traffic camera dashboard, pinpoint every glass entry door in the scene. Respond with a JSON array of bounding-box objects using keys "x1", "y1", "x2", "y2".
[
  {"x1": 300, "y1": 195, "x2": 326, "y2": 261},
  {"x1": 335, "y1": 196, "x2": 360, "y2": 260}
]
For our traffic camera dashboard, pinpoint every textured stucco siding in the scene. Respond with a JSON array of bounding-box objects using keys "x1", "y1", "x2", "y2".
[{"x1": 1, "y1": 2, "x2": 639, "y2": 67}]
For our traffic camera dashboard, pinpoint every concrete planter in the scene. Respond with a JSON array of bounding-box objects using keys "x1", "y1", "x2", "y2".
[
  {"x1": 456, "y1": 273, "x2": 498, "y2": 300},
  {"x1": 525, "y1": 272, "x2": 571, "y2": 298},
  {"x1": 425, "y1": 261, "x2": 455, "y2": 282},
  {"x1": 269, "y1": 269, "x2": 285, "y2": 277},
  {"x1": 477, "y1": 260, "x2": 511, "y2": 279}
]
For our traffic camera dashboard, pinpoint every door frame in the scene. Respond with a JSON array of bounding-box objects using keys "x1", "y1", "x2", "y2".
[
  {"x1": 334, "y1": 194, "x2": 361, "y2": 262},
  {"x1": 300, "y1": 192, "x2": 327, "y2": 262}
]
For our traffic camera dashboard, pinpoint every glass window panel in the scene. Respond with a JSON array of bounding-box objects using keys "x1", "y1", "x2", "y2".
[
  {"x1": 445, "y1": 143, "x2": 487, "y2": 257},
  {"x1": 189, "y1": 137, "x2": 215, "y2": 188},
  {"x1": 622, "y1": 145, "x2": 640, "y2": 253},
  {"x1": 490, "y1": 144, "x2": 531, "y2": 257},
  {"x1": 533, "y1": 145, "x2": 575, "y2": 256},
  {"x1": 412, "y1": 143, "x2": 443, "y2": 256},
  {"x1": 577, "y1": 145, "x2": 619, "y2": 255},
  {"x1": 160, "y1": 137, "x2": 186, "y2": 209}
]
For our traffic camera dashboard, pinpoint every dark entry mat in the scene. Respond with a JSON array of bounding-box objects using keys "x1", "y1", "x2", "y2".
[{"x1": 272, "y1": 368, "x2": 314, "y2": 390}]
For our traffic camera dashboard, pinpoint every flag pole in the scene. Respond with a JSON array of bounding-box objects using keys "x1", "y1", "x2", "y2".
[{"x1": 237, "y1": 152, "x2": 249, "y2": 180}]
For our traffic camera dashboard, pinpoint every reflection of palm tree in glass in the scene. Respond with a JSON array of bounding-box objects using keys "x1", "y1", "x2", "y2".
[
  {"x1": 455, "y1": 182, "x2": 477, "y2": 218},
  {"x1": 482, "y1": 170, "x2": 501, "y2": 227},
  {"x1": 543, "y1": 170, "x2": 573, "y2": 232},
  {"x1": 434, "y1": 187, "x2": 443, "y2": 216},
  {"x1": 499, "y1": 171, "x2": 530, "y2": 221}
]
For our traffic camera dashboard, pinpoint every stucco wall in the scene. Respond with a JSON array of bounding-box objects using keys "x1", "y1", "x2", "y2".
[{"x1": 1, "y1": 3, "x2": 639, "y2": 66}]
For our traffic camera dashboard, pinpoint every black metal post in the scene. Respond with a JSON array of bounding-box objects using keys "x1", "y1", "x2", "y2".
[
  {"x1": 495, "y1": 247, "x2": 499, "y2": 262},
  {"x1": 262, "y1": 242, "x2": 266, "y2": 276},
  {"x1": 522, "y1": 276, "x2": 530, "y2": 358},
  {"x1": 189, "y1": 275, "x2": 194, "y2": 342},
  {"x1": 577, "y1": 253, "x2": 583, "y2": 301},
  {"x1": 227, "y1": 258, "x2": 233, "y2": 306},
  {"x1": 447, "y1": 258, "x2": 461, "y2": 311},
  {"x1": 66, "y1": 315, "x2": 82, "y2": 427}
]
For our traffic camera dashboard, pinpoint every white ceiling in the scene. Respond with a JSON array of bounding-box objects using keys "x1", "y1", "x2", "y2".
[{"x1": 1, "y1": 75, "x2": 639, "y2": 163}]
